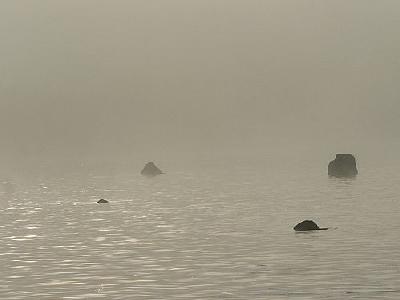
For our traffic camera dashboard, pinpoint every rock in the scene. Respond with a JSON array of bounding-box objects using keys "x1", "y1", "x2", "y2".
[
  {"x1": 141, "y1": 162, "x2": 163, "y2": 177},
  {"x1": 328, "y1": 154, "x2": 358, "y2": 178},
  {"x1": 97, "y1": 199, "x2": 109, "y2": 204},
  {"x1": 293, "y1": 220, "x2": 328, "y2": 231}
]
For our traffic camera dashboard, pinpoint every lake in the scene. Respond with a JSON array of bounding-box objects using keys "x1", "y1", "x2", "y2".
[{"x1": 1, "y1": 155, "x2": 399, "y2": 299}]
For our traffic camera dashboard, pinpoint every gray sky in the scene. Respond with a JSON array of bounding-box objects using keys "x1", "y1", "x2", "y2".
[{"x1": 1, "y1": 1, "x2": 399, "y2": 167}]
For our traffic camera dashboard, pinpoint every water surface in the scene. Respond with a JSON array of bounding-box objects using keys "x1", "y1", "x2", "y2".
[{"x1": 1, "y1": 158, "x2": 399, "y2": 299}]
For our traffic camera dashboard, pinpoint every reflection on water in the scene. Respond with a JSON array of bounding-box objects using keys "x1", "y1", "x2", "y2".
[{"x1": 0, "y1": 163, "x2": 400, "y2": 299}]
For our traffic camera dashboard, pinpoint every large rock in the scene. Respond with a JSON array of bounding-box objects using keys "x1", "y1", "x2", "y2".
[
  {"x1": 141, "y1": 162, "x2": 163, "y2": 177},
  {"x1": 294, "y1": 220, "x2": 327, "y2": 231},
  {"x1": 328, "y1": 154, "x2": 358, "y2": 178}
]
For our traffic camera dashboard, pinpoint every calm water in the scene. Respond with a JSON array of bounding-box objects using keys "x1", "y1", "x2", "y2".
[{"x1": 1, "y1": 157, "x2": 400, "y2": 299}]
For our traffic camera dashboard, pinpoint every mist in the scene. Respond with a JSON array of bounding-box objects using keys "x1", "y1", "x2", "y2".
[{"x1": 1, "y1": 0, "x2": 399, "y2": 171}]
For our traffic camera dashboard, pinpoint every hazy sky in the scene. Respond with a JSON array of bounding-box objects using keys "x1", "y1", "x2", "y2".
[{"x1": 1, "y1": 1, "x2": 399, "y2": 166}]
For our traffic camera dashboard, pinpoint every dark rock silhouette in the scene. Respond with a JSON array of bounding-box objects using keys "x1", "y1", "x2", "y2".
[
  {"x1": 328, "y1": 154, "x2": 358, "y2": 178},
  {"x1": 141, "y1": 162, "x2": 163, "y2": 177},
  {"x1": 294, "y1": 220, "x2": 328, "y2": 231},
  {"x1": 97, "y1": 199, "x2": 109, "y2": 204}
]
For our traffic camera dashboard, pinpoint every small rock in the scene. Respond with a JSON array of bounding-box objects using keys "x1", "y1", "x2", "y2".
[
  {"x1": 294, "y1": 220, "x2": 328, "y2": 231},
  {"x1": 97, "y1": 199, "x2": 109, "y2": 204},
  {"x1": 141, "y1": 162, "x2": 163, "y2": 177}
]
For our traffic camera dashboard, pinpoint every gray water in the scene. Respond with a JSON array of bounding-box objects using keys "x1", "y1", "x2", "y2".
[{"x1": 1, "y1": 157, "x2": 400, "y2": 299}]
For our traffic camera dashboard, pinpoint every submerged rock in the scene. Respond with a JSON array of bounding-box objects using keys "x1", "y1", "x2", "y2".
[
  {"x1": 294, "y1": 220, "x2": 328, "y2": 231},
  {"x1": 141, "y1": 162, "x2": 163, "y2": 177},
  {"x1": 97, "y1": 199, "x2": 109, "y2": 204},
  {"x1": 328, "y1": 154, "x2": 358, "y2": 178}
]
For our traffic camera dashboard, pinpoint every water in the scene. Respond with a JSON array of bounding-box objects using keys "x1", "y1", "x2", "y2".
[{"x1": 1, "y1": 156, "x2": 400, "y2": 299}]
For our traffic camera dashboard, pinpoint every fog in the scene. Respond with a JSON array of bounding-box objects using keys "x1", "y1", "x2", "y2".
[{"x1": 1, "y1": 0, "x2": 399, "y2": 171}]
